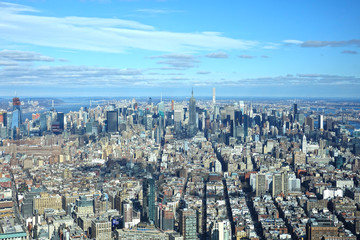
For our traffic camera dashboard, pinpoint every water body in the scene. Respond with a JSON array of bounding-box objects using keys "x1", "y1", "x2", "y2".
[{"x1": 22, "y1": 98, "x2": 94, "y2": 120}]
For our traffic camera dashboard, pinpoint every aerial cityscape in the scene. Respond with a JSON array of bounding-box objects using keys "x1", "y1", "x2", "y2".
[{"x1": 0, "y1": 1, "x2": 360, "y2": 240}]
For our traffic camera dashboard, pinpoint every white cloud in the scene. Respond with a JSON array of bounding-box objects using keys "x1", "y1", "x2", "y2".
[
  {"x1": 283, "y1": 39, "x2": 304, "y2": 44},
  {"x1": 0, "y1": 2, "x2": 257, "y2": 53}
]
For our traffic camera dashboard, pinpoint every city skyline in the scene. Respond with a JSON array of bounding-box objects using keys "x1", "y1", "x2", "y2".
[{"x1": 0, "y1": 0, "x2": 359, "y2": 97}]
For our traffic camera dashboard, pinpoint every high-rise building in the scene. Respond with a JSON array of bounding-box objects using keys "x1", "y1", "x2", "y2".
[
  {"x1": 256, "y1": 173, "x2": 267, "y2": 196},
  {"x1": 293, "y1": 103, "x2": 298, "y2": 115},
  {"x1": 306, "y1": 219, "x2": 338, "y2": 240},
  {"x1": 302, "y1": 135, "x2": 307, "y2": 154},
  {"x1": 57, "y1": 112, "x2": 64, "y2": 131},
  {"x1": 107, "y1": 111, "x2": 118, "y2": 133},
  {"x1": 91, "y1": 218, "x2": 111, "y2": 239},
  {"x1": 272, "y1": 172, "x2": 288, "y2": 197},
  {"x1": 318, "y1": 115, "x2": 324, "y2": 130},
  {"x1": 211, "y1": 220, "x2": 231, "y2": 240},
  {"x1": 122, "y1": 200, "x2": 133, "y2": 228},
  {"x1": 148, "y1": 178, "x2": 156, "y2": 224},
  {"x1": 188, "y1": 90, "x2": 197, "y2": 137},
  {"x1": 212, "y1": 88, "x2": 216, "y2": 106},
  {"x1": 0, "y1": 112, "x2": 7, "y2": 127},
  {"x1": 161, "y1": 208, "x2": 174, "y2": 231},
  {"x1": 179, "y1": 208, "x2": 197, "y2": 240},
  {"x1": 11, "y1": 97, "x2": 22, "y2": 137}
]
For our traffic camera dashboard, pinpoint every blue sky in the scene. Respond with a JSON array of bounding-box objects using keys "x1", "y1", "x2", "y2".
[{"x1": 0, "y1": 0, "x2": 359, "y2": 98}]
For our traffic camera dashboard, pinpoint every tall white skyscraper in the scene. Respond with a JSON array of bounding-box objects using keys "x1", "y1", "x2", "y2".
[
  {"x1": 302, "y1": 134, "x2": 307, "y2": 154},
  {"x1": 212, "y1": 87, "x2": 216, "y2": 105},
  {"x1": 319, "y1": 115, "x2": 324, "y2": 130}
]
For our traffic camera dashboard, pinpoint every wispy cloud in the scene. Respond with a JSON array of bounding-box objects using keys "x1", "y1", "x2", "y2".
[
  {"x1": 0, "y1": 65, "x2": 144, "y2": 87},
  {"x1": 0, "y1": 49, "x2": 55, "y2": 62},
  {"x1": 150, "y1": 54, "x2": 199, "y2": 69},
  {"x1": 341, "y1": 50, "x2": 358, "y2": 54},
  {"x1": 301, "y1": 39, "x2": 360, "y2": 48},
  {"x1": 197, "y1": 71, "x2": 211, "y2": 74},
  {"x1": 283, "y1": 39, "x2": 360, "y2": 48},
  {"x1": 195, "y1": 74, "x2": 360, "y2": 87},
  {"x1": 0, "y1": 2, "x2": 257, "y2": 53},
  {"x1": 206, "y1": 52, "x2": 228, "y2": 58},
  {"x1": 0, "y1": 60, "x2": 358, "y2": 88},
  {"x1": 238, "y1": 55, "x2": 255, "y2": 59},
  {"x1": 136, "y1": 9, "x2": 182, "y2": 14},
  {"x1": 263, "y1": 42, "x2": 281, "y2": 49}
]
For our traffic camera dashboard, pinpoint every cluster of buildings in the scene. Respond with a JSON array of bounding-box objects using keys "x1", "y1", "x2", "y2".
[{"x1": 0, "y1": 91, "x2": 359, "y2": 239}]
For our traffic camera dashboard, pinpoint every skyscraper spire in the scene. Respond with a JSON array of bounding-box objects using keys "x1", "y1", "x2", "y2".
[{"x1": 192, "y1": 88, "x2": 193, "y2": 98}]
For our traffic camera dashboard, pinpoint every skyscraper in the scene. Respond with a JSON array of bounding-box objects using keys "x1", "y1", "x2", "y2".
[
  {"x1": 106, "y1": 111, "x2": 118, "y2": 133},
  {"x1": 179, "y1": 208, "x2": 197, "y2": 240},
  {"x1": 302, "y1": 135, "x2": 307, "y2": 154},
  {"x1": 272, "y1": 172, "x2": 288, "y2": 197},
  {"x1": 188, "y1": 89, "x2": 197, "y2": 137},
  {"x1": 256, "y1": 173, "x2": 267, "y2": 197},
  {"x1": 318, "y1": 115, "x2": 324, "y2": 130},
  {"x1": 148, "y1": 178, "x2": 156, "y2": 224},
  {"x1": 57, "y1": 112, "x2": 64, "y2": 131},
  {"x1": 212, "y1": 88, "x2": 216, "y2": 106},
  {"x1": 11, "y1": 97, "x2": 22, "y2": 137},
  {"x1": 293, "y1": 103, "x2": 298, "y2": 115}
]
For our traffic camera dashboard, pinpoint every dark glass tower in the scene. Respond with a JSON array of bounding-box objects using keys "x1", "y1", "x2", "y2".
[
  {"x1": 188, "y1": 89, "x2": 197, "y2": 137},
  {"x1": 106, "y1": 111, "x2": 118, "y2": 133},
  {"x1": 148, "y1": 178, "x2": 156, "y2": 224},
  {"x1": 57, "y1": 112, "x2": 64, "y2": 131}
]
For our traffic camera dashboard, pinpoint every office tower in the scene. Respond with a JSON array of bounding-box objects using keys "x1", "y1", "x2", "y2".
[
  {"x1": 243, "y1": 114, "x2": 250, "y2": 138},
  {"x1": 256, "y1": 173, "x2": 267, "y2": 196},
  {"x1": 57, "y1": 112, "x2": 64, "y2": 131},
  {"x1": 148, "y1": 178, "x2": 156, "y2": 224},
  {"x1": 122, "y1": 200, "x2": 133, "y2": 228},
  {"x1": 239, "y1": 101, "x2": 245, "y2": 113},
  {"x1": 293, "y1": 103, "x2": 298, "y2": 115},
  {"x1": 0, "y1": 112, "x2": 7, "y2": 127},
  {"x1": 40, "y1": 114, "x2": 48, "y2": 133},
  {"x1": 146, "y1": 114, "x2": 153, "y2": 131},
  {"x1": 302, "y1": 135, "x2": 307, "y2": 154},
  {"x1": 114, "y1": 191, "x2": 122, "y2": 213},
  {"x1": 179, "y1": 208, "x2": 197, "y2": 240},
  {"x1": 158, "y1": 101, "x2": 165, "y2": 117},
  {"x1": 11, "y1": 97, "x2": 22, "y2": 135},
  {"x1": 211, "y1": 220, "x2": 231, "y2": 240},
  {"x1": 288, "y1": 173, "x2": 301, "y2": 192},
  {"x1": 13, "y1": 97, "x2": 21, "y2": 111},
  {"x1": 161, "y1": 208, "x2": 174, "y2": 231},
  {"x1": 306, "y1": 116, "x2": 314, "y2": 131},
  {"x1": 106, "y1": 111, "x2": 118, "y2": 133},
  {"x1": 188, "y1": 89, "x2": 197, "y2": 137},
  {"x1": 74, "y1": 196, "x2": 93, "y2": 215},
  {"x1": 91, "y1": 218, "x2": 111, "y2": 239},
  {"x1": 234, "y1": 111, "x2": 242, "y2": 125},
  {"x1": 272, "y1": 172, "x2": 288, "y2": 197},
  {"x1": 212, "y1": 88, "x2": 216, "y2": 105},
  {"x1": 318, "y1": 115, "x2": 324, "y2": 130}
]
